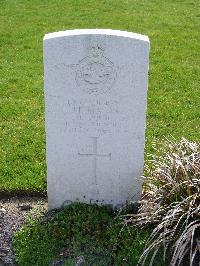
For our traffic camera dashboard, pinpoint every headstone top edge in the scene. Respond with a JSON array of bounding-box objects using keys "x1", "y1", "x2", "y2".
[{"x1": 43, "y1": 29, "x2": 149, "y2": 43}]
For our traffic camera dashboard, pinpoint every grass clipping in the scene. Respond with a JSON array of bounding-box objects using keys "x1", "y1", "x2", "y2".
[{"x1": 126, "y1": 138, "x2": 200, "y2": 265}]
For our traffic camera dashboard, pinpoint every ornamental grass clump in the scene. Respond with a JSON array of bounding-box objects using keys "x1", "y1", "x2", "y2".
[{"x1": 124, "y1": 138, "x2": 200, "y2": 266}]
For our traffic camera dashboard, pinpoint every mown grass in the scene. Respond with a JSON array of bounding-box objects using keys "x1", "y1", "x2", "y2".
[{"x1": 1, "y1": 0, "x2": 200, "y2": 191}]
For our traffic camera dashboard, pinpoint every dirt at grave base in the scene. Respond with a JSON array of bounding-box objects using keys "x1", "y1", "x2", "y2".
[{"x1": 0, "y1": 196, "x2": 48, "y2": 266}]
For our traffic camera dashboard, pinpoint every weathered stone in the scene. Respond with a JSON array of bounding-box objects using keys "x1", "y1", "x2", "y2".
[{"x1": 43, "y1": 29, "x2": 150, "y2": 210}]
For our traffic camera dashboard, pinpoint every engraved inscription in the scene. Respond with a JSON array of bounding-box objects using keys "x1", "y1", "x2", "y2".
[
  {"x1": 64, "y1": 98, "x2": 125, "y2": 135},
  {"x1": 75, "y1": 44, "x2": 117, "y2": 95},
  {"x1": 47, "y1": 96, "x2": 129, "y2": 136},
  {"x1": 78, "y1": 137, "x2": 111, "y2": 192}
]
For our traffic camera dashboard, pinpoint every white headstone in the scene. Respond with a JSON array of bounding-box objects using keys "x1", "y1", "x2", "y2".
[{"x1": 44, "y1": 29, "x2": 150, "y2": 210}]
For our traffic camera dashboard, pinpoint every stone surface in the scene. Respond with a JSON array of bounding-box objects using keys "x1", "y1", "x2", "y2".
[{"x1": 43, "y1": 29, "x2": 150, "y2": 210}]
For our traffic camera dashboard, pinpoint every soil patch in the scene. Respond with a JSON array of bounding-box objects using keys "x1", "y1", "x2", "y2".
[{"x1": 0, "y1": 196, "x2": 47, "y2": 265}]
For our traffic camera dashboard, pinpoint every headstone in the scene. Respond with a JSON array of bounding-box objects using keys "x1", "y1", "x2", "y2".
[{"x1": 44, "y1": 29, "x2": 150, "y2": 210}]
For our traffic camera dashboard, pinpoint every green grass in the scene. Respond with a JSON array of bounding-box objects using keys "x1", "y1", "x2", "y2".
[
  {"x1": 13, "y1": 203, "x2": 159, "y2": 266},
  {"x1": 0, "y1": 0, "x2": 200, "y2": 191}
]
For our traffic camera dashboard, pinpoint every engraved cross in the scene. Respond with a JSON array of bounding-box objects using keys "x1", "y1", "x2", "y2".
[{"x1": 78, "y1": 137, "x2": 111, "y2": 185}]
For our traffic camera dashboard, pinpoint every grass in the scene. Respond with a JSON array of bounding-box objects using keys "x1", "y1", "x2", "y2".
[
  {"x1": 13, "y1": 203, "x2": 156, "y2": 266},
  {"x1": 1, "y1": 1, "x2": 200, "y2": 194},
  {"x1": 1, "y1": 2, "x2": 199, "y2": 264}
]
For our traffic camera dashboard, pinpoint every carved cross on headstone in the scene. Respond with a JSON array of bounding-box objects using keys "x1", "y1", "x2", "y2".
[{"x1": 78, "y1": 137, "x2": 111, "y2": 186}]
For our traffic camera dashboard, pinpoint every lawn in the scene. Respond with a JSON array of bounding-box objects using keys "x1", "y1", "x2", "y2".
[{"x1": 0, "y1": 0, "x2": 199, "y2": 192}]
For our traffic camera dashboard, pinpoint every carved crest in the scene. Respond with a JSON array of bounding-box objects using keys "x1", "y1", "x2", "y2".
[{"x1": 75, "y1": 44, "x2": 117, "y2": 95}]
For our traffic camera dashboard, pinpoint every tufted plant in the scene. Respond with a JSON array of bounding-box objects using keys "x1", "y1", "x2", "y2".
[{"x1": 123, "y1": 138, "x2": 200, "y2": 266}]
